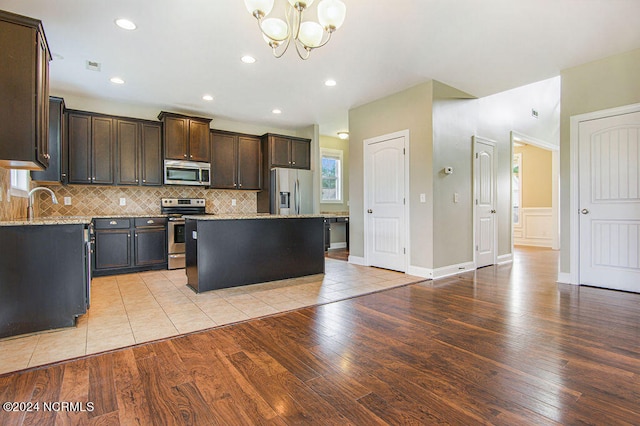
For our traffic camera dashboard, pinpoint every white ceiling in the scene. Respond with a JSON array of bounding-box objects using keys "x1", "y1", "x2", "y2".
[{"x1": 1, "y1": 0, "x2": 639, "y2": 137}]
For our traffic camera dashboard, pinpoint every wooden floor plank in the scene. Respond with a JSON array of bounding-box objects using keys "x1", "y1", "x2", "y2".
[{"x1": 0, "y1": 247, "x2": 638, "y2": 425}]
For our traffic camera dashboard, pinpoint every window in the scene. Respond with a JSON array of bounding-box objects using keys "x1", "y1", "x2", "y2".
[
  {"x1": 321, "y1": 148, "x2": 343, "y2": 203},
  {"x1": 10, "y1": 169, "x2": 29, "y2": 198},
  {"x1": 512, "y1": 153, "x2": 522, "y2": 225}
]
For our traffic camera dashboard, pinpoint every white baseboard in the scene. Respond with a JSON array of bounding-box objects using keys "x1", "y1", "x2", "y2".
[
  {"x1": 433, "y1": 261, "x2": 475, "y2": 279},
  {"x1": 497, "y1": 253, "x2": 513, "y2": 265},
  {"x1": 329, "y1": 242, "x2": 347, "y2": 250},
  {"x1": 557, "y1": 272, "x2": 577, "y2": 285},
  {"x1": 407, "y1": 265, "x2": 433, "y2": 279},
  {"x1": 348, "y1": 255, "x2": 366, "y2": 266}
]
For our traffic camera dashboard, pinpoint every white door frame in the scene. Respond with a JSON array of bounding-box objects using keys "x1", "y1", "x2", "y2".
[
  {"x1": 473, "y1": 135, "x2": 498, "y2": 268},
  {"x1": 363, "y1": 129, "x2": 411, "y2": 272},
  {"x1": 510, "y1": 131, "x2": 560, "y2": 252},
  {"x1": 568, "y1": 102, "x2": 640, "y2": 285}
]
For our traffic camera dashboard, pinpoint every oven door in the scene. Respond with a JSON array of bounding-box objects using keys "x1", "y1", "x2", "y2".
[{"x1": 167, "y1": 218, "x2": 186, "y2": 269}]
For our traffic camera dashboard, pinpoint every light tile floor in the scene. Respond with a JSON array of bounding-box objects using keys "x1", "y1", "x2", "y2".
[{"x1": 0, "y1": 259, "x2": 423, "y2": 375}]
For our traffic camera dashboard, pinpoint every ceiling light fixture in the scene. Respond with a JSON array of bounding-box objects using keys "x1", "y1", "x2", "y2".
[
  {"x1": 244, "y1": 0, "x2": 346, "y2": 60},
  {"x1": 324, "y1": 79, "x2": 337, "y2": 87},
  {"x1": 337, "y1": 131, "x2": 349, "y2": 140},
  {"x1": 241, "y1": 55, "x2": 257, "y2": 64},
  {"x1": 110, "y1": 77, "x2": 125, "y2": 84},
  {"x1": 272, "y1": 109, "x2": 282, "y2": 114},
  {"x1": 202, "y1": 94, "x2": 214, "y2": 101},
  {"x1": 115, "y1": 18, "x2": 137, "y2": 30}
]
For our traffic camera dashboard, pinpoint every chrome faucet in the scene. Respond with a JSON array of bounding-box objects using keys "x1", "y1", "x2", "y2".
[{"x1": 27, "y1": 187, "x2": 58, "y2": 220}]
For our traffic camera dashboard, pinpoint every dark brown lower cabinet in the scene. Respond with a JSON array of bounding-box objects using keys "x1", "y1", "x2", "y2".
[{"x1": 93, "y1": 217, "x2": 167, "y2": 276}]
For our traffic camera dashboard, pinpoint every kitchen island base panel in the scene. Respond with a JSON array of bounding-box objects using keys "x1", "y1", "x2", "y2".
[
  {"x1": 0, "y1": 224, "x2": 88, "y2": 339},
  {"x1": 186, "y1": 217, "x2": 325, "y2": 293}
]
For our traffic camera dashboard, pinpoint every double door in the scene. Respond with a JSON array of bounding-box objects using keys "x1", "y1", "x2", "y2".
[
  {"x1": 93, "y1": 218, "x2": 167, "y2": 275},
  {"x1": 210, "y1": 131, "x2": 261, "y2": 190},
  {"x1": 266, "y1": 134, "x2": 311, "y2": 169},
  {"x1": 159, "y1": 112, "x2": 211, "y2": 162}
]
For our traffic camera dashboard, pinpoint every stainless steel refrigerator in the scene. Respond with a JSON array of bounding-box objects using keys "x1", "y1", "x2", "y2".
[{"x1": 270, "y1": 168, "x2": 314, "y2": 215}]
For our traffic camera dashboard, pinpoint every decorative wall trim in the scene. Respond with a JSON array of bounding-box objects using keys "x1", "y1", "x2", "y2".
[
  {"x1": 433, "y1": 261, "x2": 475, "y2": 279},
  {"x1": 348, "y1": 255, "x2": 366, "y2": 266},
  {"x1": 497, "y1": 253, "x2": 513, "y2": 264},
  {"x1": 514, "y1": 207, "x2": 553, "y2": 247}
]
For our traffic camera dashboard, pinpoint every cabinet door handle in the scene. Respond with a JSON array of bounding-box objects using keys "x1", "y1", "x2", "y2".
[
  {"x1": 147, "y1": 219, "x2": 154, "y2": 224},
  {"x1": 292, "y1": 161, "x2": 296, "y2": 165},
  {"x1": 127, "y1": 233, "x2": 131, "y2": 238},
  {"x1": 142, "y1": 179, "x2": 146, "y2": 183},
  {"x1": 109, "y1": 221, "x2": 117, "y2": 225}
]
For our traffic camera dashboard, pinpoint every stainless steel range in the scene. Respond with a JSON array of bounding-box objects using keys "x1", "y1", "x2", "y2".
[{"x1": 161, "y1": 198, "x2": 206, "y2": 269}]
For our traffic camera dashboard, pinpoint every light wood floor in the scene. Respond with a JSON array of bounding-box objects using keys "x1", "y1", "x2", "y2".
[{"x1": 1, "y1": 247, "x2": 639, "y2": 425}]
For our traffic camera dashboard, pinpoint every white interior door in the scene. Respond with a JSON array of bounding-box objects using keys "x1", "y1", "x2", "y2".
[
  {"x1": 474, "y1": 136, "x2": 497, "y2": 268},
  {"x1": 365, "y1": 134, "x2": 406, "y2": 272},
  {"x1": 579, "y1": 111, "x2": 640, "y2": 292}
]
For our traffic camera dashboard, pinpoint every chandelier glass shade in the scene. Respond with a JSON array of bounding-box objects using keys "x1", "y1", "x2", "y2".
[{"x1": 244, "y1": 0, "x2": 346, "y2": 60}]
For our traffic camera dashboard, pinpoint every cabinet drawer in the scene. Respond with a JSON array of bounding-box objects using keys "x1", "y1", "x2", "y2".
[
  {"x1": 94, "y1": 218, "x2": 131, "y2": 229},
  {"x1": 134, "y1": 217, "x2": 168, "y2": 228},
  {"x1": 323, "y1": 217, "x2": 337, "y2": 224},
  {"x1": 336, "y1": 217, "x2": 349, "y2": 223}
]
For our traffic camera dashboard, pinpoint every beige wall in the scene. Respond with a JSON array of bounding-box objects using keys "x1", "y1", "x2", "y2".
[
  {"x1": 559, "y1": 48, "x2": 640, "y2": 273},
  {"x1": 349, "y1": 81, "x2": 434, "y2": 268},
  {"x1": 514, "y1": 144, "x2": 552, "y2": 208}
]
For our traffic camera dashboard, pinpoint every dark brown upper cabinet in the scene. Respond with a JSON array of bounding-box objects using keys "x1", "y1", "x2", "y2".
[
  {"x1": 210, "y1": 131, "x2": 261, "y2": 190},
  {"x1": 67, "y1": 112, "x2": 114, "y2": 185},
  {"x1": 31, "y1": 97, "x2": 66, "y2": 183},
  {"x1": 0, "y1": 10, "x2": 51, "y2": 170},
  {"x1": 262, "y1": 133, "x2": 311, "y2": 170},
  {"x1": 115, "y1": 119, "x2": 162, "y2": 186},
  {"x1": 158, "y1": 111, "x2": 211, "y2": 162}
]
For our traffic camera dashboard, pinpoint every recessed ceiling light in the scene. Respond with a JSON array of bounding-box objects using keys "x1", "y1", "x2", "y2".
[
  {"x1": 202, "y1": 94, "x2": 214, "y2": 101},
  {"x1": 241, "y1": 55, "x2": 256, "y2": 64},
  {"x1": 110, "y1": 77, "x2": 125, "y2": 84},
  {"x1": 115, "y1": 18, "x2": 136, "y2": 30},
  {"x1": 325, "y1": 79, "x2": 337, "y2": 87},
  {"x1": 272, "y1": 109, "x2": 282, "y2": 114},
  {"x1": 337, "y1": 132, "x2": 349, "y2": 140}
]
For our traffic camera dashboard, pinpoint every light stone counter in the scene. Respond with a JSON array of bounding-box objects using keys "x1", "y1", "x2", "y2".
[
  {"x1": 184, "y1": 213, "x2": 325, "y2": 220},
  {"x1": 0, "y1": 214, "x2": 169, "y2": 227}
]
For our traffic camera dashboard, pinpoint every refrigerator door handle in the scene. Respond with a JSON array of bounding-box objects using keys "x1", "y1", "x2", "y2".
[{"x1": 295, "y1": 179, "x2": 300, "y2": 214}]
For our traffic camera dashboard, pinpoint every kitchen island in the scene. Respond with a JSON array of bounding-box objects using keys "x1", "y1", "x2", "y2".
[
  {"x1": 0, "y1": 218, "x2": 92, "y2": 338},
  {"x1": 184, "y1": 214, "x2": 325, "y2": 293}
]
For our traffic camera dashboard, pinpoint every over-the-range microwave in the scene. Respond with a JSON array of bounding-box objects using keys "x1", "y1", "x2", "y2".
[{"x1": 164, "y1": 160, "x2": 211, "y2": 186}]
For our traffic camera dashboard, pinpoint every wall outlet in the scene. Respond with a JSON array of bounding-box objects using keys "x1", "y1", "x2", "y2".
[
  {"x1": 0, "y1": 190, "x2": 2, "y2": 202},
  {"x1": 419, "y1": 193, "x2": 426, "y2": 203},
  {"x1": 119, "y1": 197, "x2": 126, "y2": 206},
  {"x1": 454, "y1": 193, "x2": 459, "y2": 203},
  {"x1": 64, "y1": 197, "x2": 72, "y2": 205},
  {"x1": 231, "y1": 199, "x2": 236, "y2": 206}
]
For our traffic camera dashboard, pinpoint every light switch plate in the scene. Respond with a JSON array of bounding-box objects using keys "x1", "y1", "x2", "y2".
[
  {"x1": 419, "y1": 193, "x2": 426, "y2": 203},
  {"x1": 454, "y1": 193, "x2": 459, "y2": 203},
  {"x1": 231, "y1": 199, "x2": 236, "y2": 206},
  {"x1": 119, "y1": 197, "x2": 126, "y2": 206}
]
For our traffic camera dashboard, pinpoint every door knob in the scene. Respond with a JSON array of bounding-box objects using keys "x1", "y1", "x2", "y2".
[
  {"x1": 581, "y1": 209, "x2": 589, "y2": 214},
  {"x1": 367, "y1": 209, "x2": 373, "y2": 214},
  {"x1": 490, "y1": 209, "x2": 496, "y2": 214}
]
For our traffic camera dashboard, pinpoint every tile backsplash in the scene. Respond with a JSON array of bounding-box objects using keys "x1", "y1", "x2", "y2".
[{"x1": 36, "y1": 185, "x2": 257, "y2": 217}]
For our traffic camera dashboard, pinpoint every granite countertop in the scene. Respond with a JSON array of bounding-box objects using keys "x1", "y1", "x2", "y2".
[
  {"x1": 0, "y1": 216, "x2": 94, "y2": 226},
  {"x1": 321, "y1": 213, "x2": 350, "y2": 218},
  {"x1": 0, "y1": 214, "x2": 169, "y2": 227},
  {"x1": 184, "y1": 214, "x2": 325, "y2": 221}
]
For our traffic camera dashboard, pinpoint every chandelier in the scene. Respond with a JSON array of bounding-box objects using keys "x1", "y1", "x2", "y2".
[{"x1": 244, "y1": 0, "x2": 346, "y2": 60}]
